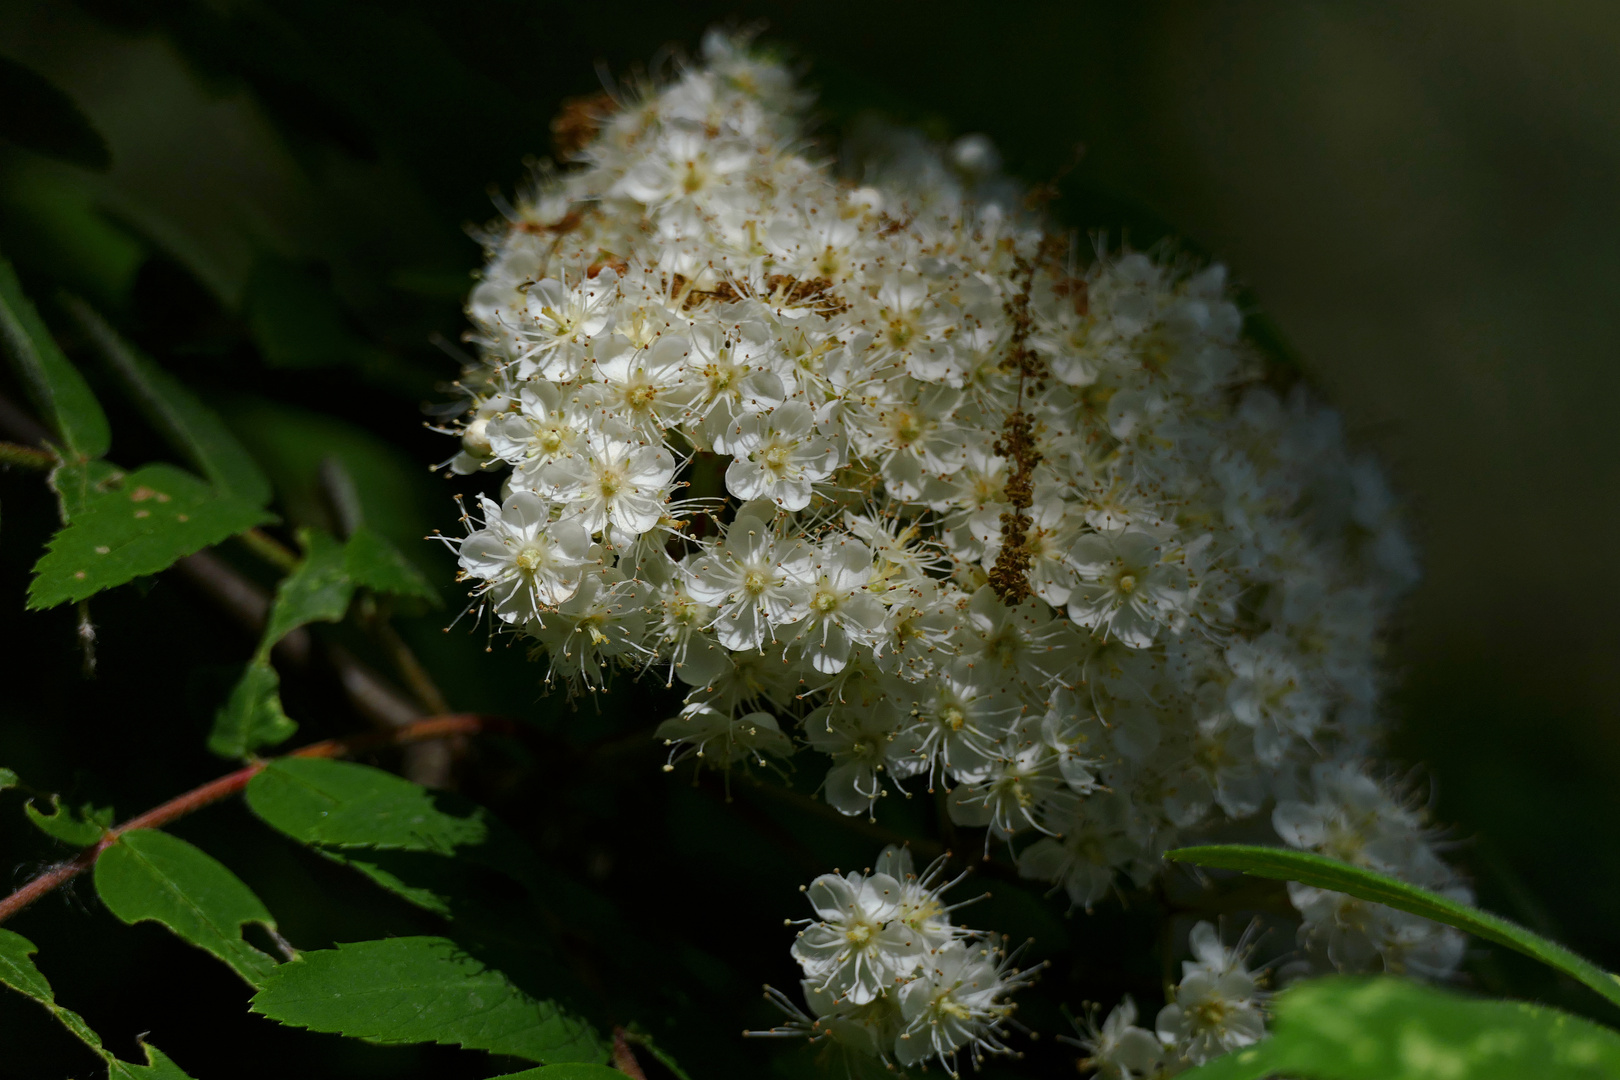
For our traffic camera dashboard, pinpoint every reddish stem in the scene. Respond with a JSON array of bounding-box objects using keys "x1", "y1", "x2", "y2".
[
  {"x1": 0, "y1": 714, "x2": 504, "y2": 927},
  {"x1": 611, "y1": 1027, "x2": 649, "y2": 1079}
]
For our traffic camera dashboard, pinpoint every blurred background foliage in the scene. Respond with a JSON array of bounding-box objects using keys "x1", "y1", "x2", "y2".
[{"x1": 0, "y1": 1, "x2": 1616, "y2": 1077}]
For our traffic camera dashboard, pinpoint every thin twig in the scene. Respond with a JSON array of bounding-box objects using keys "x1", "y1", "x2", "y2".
[
  {"x1": 610, "y1": 1027, "x2": 649, "y2": 1079},
  {"x1": 236, "y1": 528, "x2": 300, "y2": 573},
  {"x1": 0, "y1": 714, "x2": 504, "y2": 927},
  {"x1": 0, "y1": 441, "x2": 53, "y2": 469}
]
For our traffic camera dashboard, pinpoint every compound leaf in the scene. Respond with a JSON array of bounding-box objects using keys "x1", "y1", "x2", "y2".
[
  {"x1": 261, "y1": 529, "x2": 353, "y2": 650},
  {"x1": 25, "y1": 795, "x2": 113, "y2": 846},
  {"x1": 94, "y1": 828, "x2": 280, "y2": 986},
  {"x1": 245, "y1": 757, "x2": 486, "y2": 854},
  {"x1": 207, "y1": 659, "x2": 297, "y2": 759},
  {"x1": 1178, "y1": 976, "x2": 1620, "y2": 1080},
  {"x1": 65, "y1": 296, "x2": 272, "y2": 505},
  {"x1": 1167, "y1": 845, "x2": 1620, "y2": 1012},
  {"x1": 250, "y1": 936, "x2": 604, "y2": 1063},
  {"x1": 345, "y1": 525, "x2": 436, "y2": 603},
  {"x1": 28, "y1": 463, "x2": 274, "y2": 609},
  {"x1": 0, "y1": 254, "x2": 109, "y2": 459}
]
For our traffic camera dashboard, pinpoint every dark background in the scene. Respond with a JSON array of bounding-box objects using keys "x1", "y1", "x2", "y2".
[{"x1": 0, "y1": 2, "x2": 1616, "y2": 1077}]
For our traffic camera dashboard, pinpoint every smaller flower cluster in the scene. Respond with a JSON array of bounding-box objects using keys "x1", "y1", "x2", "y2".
[
  {"x1": 1274, "y1": 762, "x2": 1470, "y2": 979},
  {"x1": 1073, "y1": 922, "x2": 1268, "y2": 1078},
  {"x1": 757, "y1": 845, "x2": 1035, "y2": 1075}
]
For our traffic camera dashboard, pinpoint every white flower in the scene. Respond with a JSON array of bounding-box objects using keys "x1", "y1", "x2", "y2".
[
  {"x1": 684, "y1": 502, "x2": 813, "y2": 651},
  {"x1": 536, "y1": 422, "x2": 676, "y2": 538},
  {"x1": 512, "y1": 271, "x2": 619, "y2": 381},
  {"x1": 778, "y1": 539, "x2": 886, "y2": 674},
  {"x1": 1070, "y1": 997, "x2": 1164, "y2": 1080},
  {"x1": 894, "y1": 942, "x2": 1024, "y2": 1070},
  {"x1": 1066, "y1": 528, "x2": 1193, "y2": 649},
  {"x1": 1155, "y1": 922, "x2": 1267, "y2": 1065},
  {"x1": 723, "y1": 401, "x2": 842, "y2": 510},
  {"x1": 456, "y1": 492, "x2": 595, "y2": 622},
  {"x1": 656, "y1": 704, "x2": 794, "y2": 770},
  {"x1": 791, "y1": 868, "x2": 923, "y2": 1005}
]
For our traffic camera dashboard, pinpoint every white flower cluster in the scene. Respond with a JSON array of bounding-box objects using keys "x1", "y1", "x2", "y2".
[
  {"x1": 1274, "y1": 762, "x2": 1471, "y2": 980},
  {"x1": 1073, "y1": 922, "x2": 1267, "y2": 1078},
  {"x1": 445, "y1": 33, "x2": 1462, "y2": 1057},
  {"x1": 447, "y1": 27, "x2": 1423, "y2": 910},
  {"x1": 756, "y1": 845, "x2": 1034, "y2": 1074}
]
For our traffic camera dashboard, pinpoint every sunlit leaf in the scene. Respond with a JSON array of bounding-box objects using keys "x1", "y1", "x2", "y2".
[
  {"x1": 1167, "y1": 845, "x2": 1620, "y2": 1011},
  {"x1": 260, "y1": 529, "x2": 354, "y2": 650},
  {"x1": 0, "y1": 57, "x2": 111, "y2": 171},
  {"x1": 94, "y1": 828, "x2": 280, "y2": 985},
  {"x1": 28, "y1": 463, "x2": 275, "y2": 609},
  {"x1": 207, "y1": 659, "x2": 297, "y2": 759},
  {"x1": 1177, "y1": 975, "x2": 1620, "y2": 1080},
  {"x1": 24, "y1": 795, "x2": 112, "y2": 846},
  {"x1": 245, "y1": 758, "x2": 487, "y2": 854},
  {"x1": 0, "y1": 253, "x2": 110, "y2": 460},
  {"x1": 65, "y1": 297, "x2": 272, "y2": 505},
  {"x1": 250, "y1": 936, "x2": 605, "y2": 1063}
]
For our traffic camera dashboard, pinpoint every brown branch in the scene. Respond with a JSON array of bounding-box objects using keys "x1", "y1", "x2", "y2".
[
  {"x1": 0, "y1": 714, "x2": 505, "y2": 927},
  {"x1": 610, "y1": 1027, "x2": 649, "y2": 1079},
  {"x1": 0, "y1": 441, "x2": 53, "y2": 469}
]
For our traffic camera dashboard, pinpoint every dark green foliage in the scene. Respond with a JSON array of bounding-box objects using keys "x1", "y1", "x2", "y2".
[
  {"x1": 1168, "y1": 845, "x2": 1620, "y2": 1012},
  {"x1": 28, "y1": 463, "x2": 275, "y2": 608},
  {"x1": 94, "y1": 829, "x2": 281, "y2": 985},
  {"x1": 260, "y1": 530, "x2": 355, "y2": 648},
  {"x1": 1178, "y1": 976, "x2": 1620, "y2": 1080},
  {"x1": 65, "y1": 297, "x2": 272, "y2": 505},
  {"x1": 250, "y1": 936, "x2": 606, "y2": 1064},
  {"x1": 344, "y1": 525, "x2": 438, "y2": 603}
]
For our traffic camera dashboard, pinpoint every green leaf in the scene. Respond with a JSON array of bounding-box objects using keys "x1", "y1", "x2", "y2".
[
  {"x1": 25, "y1": 795, "x2": 112, "y2": 846},
  {"x1": 0, "y1": 927, "x2": 118, "y2": 1059},
  {"x1": 0, "y1": 57, "x2": 111, "y2": 171},
  {"x1": 207, "y1": 659, "x2": 297, "y2": 759},
  {"x1": 118, "y1": 1044, "x2": 198, "y2": 1080},
  {"x1": 245, "y1": 758, "x2": 487, "y2": 854},
  {"x1": 50, "y1": 459, "x2": 126, "y2": 522},
  {"x1": 0, "y1": 254, "x2": 110, "y2": 459},
  {"x1": 1166, "y1": 845, "x2": 1620, "y2": 1012},
  {"x1": 1178, "y1": 976, "x2": 1620, "y2": 1080},
  {"x1": 28, "y1": 463, "x2": 275, "y2": 609},
  {"x1": 250, "y1": 936, "x2": 605, "y2": 1063},
  {"x1": 64, "y1": 296, "x2": 273, "y2": 504},
  {"x1": 94, "y1": 828, "x2": 280, "y2": 985},
  {"x1": 345, "y1": 525, "x2": 437, "y2": 603},
  {"x1": 260, "y1": 529, "x2": 354, "y2": 650},
  {"x1": 0, "y1": 767, "x2": 19, "y2": 791}
]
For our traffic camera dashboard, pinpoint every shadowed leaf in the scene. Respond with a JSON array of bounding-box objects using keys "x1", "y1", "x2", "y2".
[
  {"x1": 207, "y1": 659, "x2": 297, "y2": 759},
  {"x1": 24, "y1": 795, "x2": 112, "y2": 846},
  {"x1": 261, "y1": 529, "x2": 354, "y2": 650},
  {"x1": 1167, "y1": 845, "x2": 1620, "y2": 1012},
  {"x1": 0, "y1": 254, "x2": 109, "y2": 460},
  {"x1": 65, "y1": 297, "x2": 272, "y2": 505}
]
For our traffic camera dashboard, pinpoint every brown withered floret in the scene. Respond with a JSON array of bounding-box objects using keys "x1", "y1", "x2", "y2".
[
  {"x1": 514, "y1": 208, "x2": 585, "y2": 236},
  {"x1": 987, "y1": 239, "x2": 1064, "y2": 605},
  {"x1": 676, "y1": 273, "x2": 850, "y2": 314},
  {"x1": 550, "y1": 91, "x2": 617, "y2": 159}
]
